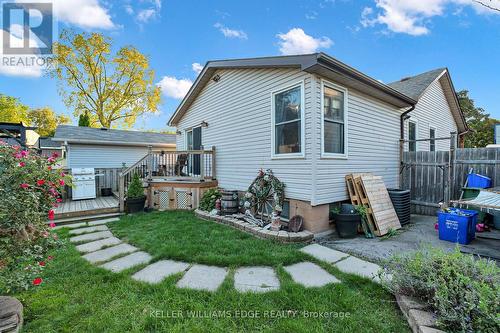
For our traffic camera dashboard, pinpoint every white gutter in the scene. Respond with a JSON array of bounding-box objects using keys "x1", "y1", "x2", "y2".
[{"x1": 51, "y1": 138, "x2": 175, "y2": 148}]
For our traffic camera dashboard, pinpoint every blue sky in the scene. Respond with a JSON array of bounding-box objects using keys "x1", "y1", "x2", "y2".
[{"x1": 1, "y1": 0, "x2": 499, "y2": 131}]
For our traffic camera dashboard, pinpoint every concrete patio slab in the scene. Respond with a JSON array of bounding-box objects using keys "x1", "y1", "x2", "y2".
[
  {"x1": 68, "y1": 225, "x2": 108, "y2": 235},
  {"x1": 234, "y1": 267, "x2": 280, "y2": 293},
  {"x1": 53, "y1": 222, "x2": 86, "y2": 230},
  {"x1": 75, "y1": 237, "x2": 122, "y2": 253},
  {"x1": 284, "y1": 262, "x2": 340, "y2": 287},
  {"x1": 82, "y1": 243, "x2": 137, "y2": 264},
  {"x1": 70, "y1": 231, "x2": 113, "y2": 243},
  {"x1": 88, "y1": 217, "x2": 120, "y2": 226},
  {"x1": 334, "y1": 256, "x2": 382, "y2": 282},
  {"x1": 176, "y1": 265, "x2": 228, "y2": 292},
  {"x1": 132, "y1": 260, "x2": 190, "y2": 284},
  {"x1": 300, "y1": 244, "x2": 350, "y2": 264},
  {"x1": 99, "y1": 251, "x2": 152, "y2": 273}
]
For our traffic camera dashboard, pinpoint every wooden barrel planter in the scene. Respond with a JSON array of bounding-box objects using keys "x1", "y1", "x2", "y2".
[{"x1": 221, "y1": 190, "x2": 239, "y2": 215}]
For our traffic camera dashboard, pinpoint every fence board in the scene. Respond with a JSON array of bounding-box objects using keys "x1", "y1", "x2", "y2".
[{"x1": 402, "y1": 148, "x2": 500, "y2": 216}]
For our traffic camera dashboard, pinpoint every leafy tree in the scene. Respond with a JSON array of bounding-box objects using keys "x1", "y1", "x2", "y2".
[
  {"x1": 50, "y1": 30, "x2": 161, "y2": 128},
  {"x1": 78, "y1": 112, "x2": 91, "y2": 127},
  {"x1": 457, "y1": 90, "x2": 497, "y2": 148},
  {"x1": 0, "y1": 94, "x2": 30, "y2": 124},
  {"x1": 28, "y1": 107, "x2": 71, "y2": 137}
]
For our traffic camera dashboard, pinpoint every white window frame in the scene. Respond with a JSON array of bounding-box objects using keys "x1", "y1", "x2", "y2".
[
  {"x1": 408, "y1": 119, "x2": 418, "y2": 152},
  {"x1": 184, "y1": 125, "x2": 201, "y2": 150},
  {"x1": 271, "y1": 81, "x2": 305, "y2": 159},
  {"x1": 429, "y1": 126, "x2": 436, "y2": 152},
  {"x1": 321, "y1": 79, "x2": 348, "y2": 159}
]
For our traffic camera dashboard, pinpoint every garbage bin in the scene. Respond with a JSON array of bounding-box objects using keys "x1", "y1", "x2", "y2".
[{"x1": 437, "y1": 208, "x2": 478, "y2": 245}]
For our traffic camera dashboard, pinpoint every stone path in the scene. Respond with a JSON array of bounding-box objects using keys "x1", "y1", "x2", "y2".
[{"x1": 62, "y1": 217, "x2": 387, "y2": 293}]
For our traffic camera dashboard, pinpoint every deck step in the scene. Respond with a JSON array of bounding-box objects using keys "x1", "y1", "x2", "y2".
[{"x1": 49, "y1": 212, "x2": 123, "y2": 225}]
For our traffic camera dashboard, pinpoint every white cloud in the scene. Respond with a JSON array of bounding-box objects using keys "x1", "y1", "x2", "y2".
[
  {"x1": 0, "y1": 29, "x2": 44, "y2": 77},
  {"x1": 137, "y1": 9, "x2": 157, "y2": 23},
  {"x1": 157, "y1": 76, "x2": 193, "y2": 99},
  {"x1": 14, "y1": 0, "x2": 116, "y2": 29},
  {"x1": 192, "y1": 63, "x2": 203, "y2": 75},
  {"x1": 362, "y1": 0, "x2": 500, "y2": 36},
  {"x1": 214, "y1": 22, "x2": 248, "y2": 39},
  {"x1": 124, "y1": 5, "x2": 134, "y2": 15},
  {"x1": 305, "y1": 11, "x2": 318, "y2": 20},
  {"x1": 276, "y1": 28, "x2": 333, "y2": 55}
]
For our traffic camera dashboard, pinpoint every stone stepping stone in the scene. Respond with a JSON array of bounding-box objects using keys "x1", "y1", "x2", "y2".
[
  {"x1": 334, "y1": 256, "x2": 382, "y2": 282},
  {"x1": 234, "y1": 267, "x2": 280, "y2": 293},
  {"x1": 53, "y1": 222, "x2": 87, "y2": 230},
  {"x1": 70, "y1": 231, "x2": 113, "y2": 243},
  {"x1": 88, "y1": 217, "x2": 120, "y2": 226},
  {"x1": 300, "y1": 244, "x2": 350, "y2": 264},
  {"x1": 76, "y1": 237, "x2": 122, "y2": 253},
  {"x1": 69, "y1": 225, "x2": 108, "y2": 235},
  {"x1": 99, "y1": 251, "x2": 152, "y2": 273},
  {"x1": 132, "y1": 260, "x2": 190, "y2": 284},
  {"x1": 284, "y1": 262, "x2": 340, "y2": 287},
  {"x1": 82, "y1": 243, "x2": 137, "y2": 264},
  {"x1": 176, "y1": 265, "x2": 228, "y2": 292}
]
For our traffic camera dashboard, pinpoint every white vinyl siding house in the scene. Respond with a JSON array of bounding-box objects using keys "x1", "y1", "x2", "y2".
[
  {"x1": 175, "y1": 68, "x2": 403, "y2": 205},
  {"x1": 66, "y1": 145, "x2": 151, "y2": 169}
]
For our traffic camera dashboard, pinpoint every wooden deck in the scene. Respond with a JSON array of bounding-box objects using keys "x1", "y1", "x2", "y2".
[{"x1": 54, "y1": 196, "x2": 120, "y2": 220}]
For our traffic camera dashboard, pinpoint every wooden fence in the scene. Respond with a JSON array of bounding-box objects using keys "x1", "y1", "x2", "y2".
[{"x1": 401, "y1": 147, "x2": 500, "y2": 215}]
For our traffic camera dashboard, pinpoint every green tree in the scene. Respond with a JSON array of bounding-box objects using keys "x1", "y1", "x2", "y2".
[
  {"x1": 0, "y1": 94, "x2": 30, "y2": 124},
  {"x1": 457, "y1": 90, "x2": 496, "y2": 148},
  {"x1": 50, "y1": 30, "x2": 161, "y2": 128},
  {"x1": 78, "y1": 112, "x2": 91, "y2": 127},
  {"x1": 28, "y1": 107, "x2": 71, "y2": 136}
]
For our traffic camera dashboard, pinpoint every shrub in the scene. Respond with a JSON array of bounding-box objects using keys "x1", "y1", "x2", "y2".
[
  {"x1": 199, "y1": 188, "x2": 221, "y2": 211},
  {"x1": 127, "y1": 173, "x2": 144, "y2": 199},
  {"x1": 383, "y1": 246, "x2": 500, "y2": 332},
  {"x1": 0, "y1": 142, "x2": 71, "y2": 293}
]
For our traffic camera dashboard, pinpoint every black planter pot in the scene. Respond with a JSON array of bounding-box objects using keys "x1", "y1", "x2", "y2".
[
  {"x1": 101, "y1": 188, "x2": 113, "y2": 197},
  {"x1": 127, "y1": 196, "x2": 146, "y2": 213},
  {"x1": 332, "y1": 212, "x2": 360, "y2": 238}
]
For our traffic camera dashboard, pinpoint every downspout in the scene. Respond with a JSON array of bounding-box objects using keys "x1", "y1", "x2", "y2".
[{"x1": 399, "y1": 106, "x2": 415, "y2": 188}]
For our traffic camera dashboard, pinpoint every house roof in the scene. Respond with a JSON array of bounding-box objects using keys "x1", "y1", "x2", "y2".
[
  {"x1": 53, "y1": 125, "x2": 176, "y2": 147},
  {"x1": 168, "y1": 53, "x2": 417, "y2": 126},
  {"x1": 388, "y1": 68, "x2": 468, "y2": 134},
  {"x1": 38, "y1": 137, "x2": 63, "y2": 149},
  {"x1": 387, "y1": 68, "x2": 446, "y2": 100}
]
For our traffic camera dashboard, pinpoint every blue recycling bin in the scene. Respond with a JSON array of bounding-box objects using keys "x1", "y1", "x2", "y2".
[
  {"x1": 437, "y1": 208, "x2": 478, "y2": 245},
  {"x1": 467, "y1": 173, "x2": 492, "y2": 188}
]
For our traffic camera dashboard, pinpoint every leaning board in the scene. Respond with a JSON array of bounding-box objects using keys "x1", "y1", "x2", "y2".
[{"x1": 354, "y1": 174, "x2": 401, "y2": 236}]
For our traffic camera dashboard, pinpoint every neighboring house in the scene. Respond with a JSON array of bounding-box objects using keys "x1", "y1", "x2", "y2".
[
  {"x1": 37, "y1": 137, "x2": 64, "y2": 158},
  {"x1": 168, "y1": 53, "x2": 467, "y2": 233},
  {"x1": 495, "y1": 124, "x2": 500, "y2": 144},
  {"x1": 52, "y1": 125, "x2": 176, "y2": 169},
  {"x1": 0, "y1": 122, "x2": 39, "y2": 148},
  {"x1": 388, "y1": 68, "x2": 468, "y2": 151}
]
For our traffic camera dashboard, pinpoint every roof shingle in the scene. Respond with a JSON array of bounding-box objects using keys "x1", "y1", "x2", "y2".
[{"x1": 387, "y1": 68, "x2": 446, "y2": 100}]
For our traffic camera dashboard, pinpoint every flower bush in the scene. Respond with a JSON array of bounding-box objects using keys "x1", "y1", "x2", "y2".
[
  {"x1": 199, "y1": 188, "x2": 221, "y2": 211},
  {"x1": 0, "y1": 142, "x2": 71, "y2": 293},
  {"x1": 383, "y1": 246, "x2": 500, "y2": 333}
]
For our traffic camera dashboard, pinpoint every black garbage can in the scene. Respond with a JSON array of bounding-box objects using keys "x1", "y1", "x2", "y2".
[
  {"x1": 332, "y1": 204, "x2": 361, "y2": 238},
  {"x1": 387, "y1": 188, "x2": 411, "y2": 225}
]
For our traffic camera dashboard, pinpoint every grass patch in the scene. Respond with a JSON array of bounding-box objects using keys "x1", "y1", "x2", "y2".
[{"x1": 15, "y1": 211, "x2": 410, "y2": 332}]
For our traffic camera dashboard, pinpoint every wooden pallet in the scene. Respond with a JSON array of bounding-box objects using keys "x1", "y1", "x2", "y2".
[
  {"x1": 354, "y1": 174, "x2": 401, "y2": 236},
  {"x1": 345, "y1": 173, "x2": 376, "y2": 236}
]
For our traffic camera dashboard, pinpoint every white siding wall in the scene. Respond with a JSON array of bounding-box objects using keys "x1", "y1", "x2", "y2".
[
  {"x1": 313, "y1": 76, "x2": 402, "y2": 205},
  {"x1": 176, "y1": 68, "x2": 313, "y2": 201},
  {"x1": 404, "y1": 78, "x2": 458, "y2": 151},
  {"x1": 67, "y1": 144, "x2": 149, "y2": 168}
]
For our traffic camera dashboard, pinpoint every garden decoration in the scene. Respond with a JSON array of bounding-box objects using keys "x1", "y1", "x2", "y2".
[{"x1": 244, "y1": 169, "x2": 285, "y2": 227}]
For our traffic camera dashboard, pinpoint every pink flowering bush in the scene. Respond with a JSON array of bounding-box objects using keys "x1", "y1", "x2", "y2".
[{"x1": 0, "y1": 142, "x2": 72, "y2": 293}]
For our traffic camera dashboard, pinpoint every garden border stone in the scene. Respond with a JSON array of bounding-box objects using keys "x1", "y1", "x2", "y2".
[
  {"x1": 195, "y1": 209, "x2": 313, "y2": 243},
  {"x1": 395, "y1": 294, "x2": 446, "y2": 333},
  {"x1": 0, "y1": 296, "x2": 23, "y2": 333}
]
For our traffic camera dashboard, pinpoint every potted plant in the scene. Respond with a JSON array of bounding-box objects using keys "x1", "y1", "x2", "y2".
[
  {"x1": 331, "y1": 204, "x2": 360, "y2": 238},
  {"x1": 126, "y1": 173, "x2": 145, "y2": 213}
]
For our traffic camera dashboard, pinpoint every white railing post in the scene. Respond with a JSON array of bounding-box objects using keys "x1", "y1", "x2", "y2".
[{"x1": 200, "y1": 145, "x2": 205, "y2": 181}]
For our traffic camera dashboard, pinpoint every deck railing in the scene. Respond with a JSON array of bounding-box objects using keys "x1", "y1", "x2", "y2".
[{"x1": 118, "y1": 146, "x2": 216, "y2": 212}]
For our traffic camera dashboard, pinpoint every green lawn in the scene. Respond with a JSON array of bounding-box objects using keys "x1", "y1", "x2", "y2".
[{"x1": 15, "y1": 211, "x2": 410, "y2": 332}]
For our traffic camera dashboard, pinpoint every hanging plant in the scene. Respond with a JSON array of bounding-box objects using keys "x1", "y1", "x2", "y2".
[{"x1": 244, "y1": 169, "x2": 285, "y2": 221}]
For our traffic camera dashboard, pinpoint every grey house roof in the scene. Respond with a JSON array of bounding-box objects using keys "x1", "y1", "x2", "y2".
[
  {"x1": 168, "y1": 53, "x2": 416, "y2": 126},
  {"x1": 387, "y1": 68, "x2": 446, "y2": 100},
  {"x1": 53, "y1": 125, "x2": 176, "y2": 147}
]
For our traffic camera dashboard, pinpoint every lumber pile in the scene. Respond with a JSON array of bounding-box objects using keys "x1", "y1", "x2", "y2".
[{"x1": 345, "y1": 173, "x2": 401, "y2": 236}]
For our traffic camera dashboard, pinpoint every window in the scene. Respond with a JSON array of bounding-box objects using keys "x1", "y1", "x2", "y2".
[
  {"x1": 272, "y1": 84, "x2": 304, "y2": 157},
  {"x1": 186, "y1": 129, "x2": 193, "y2": 150},
  {"x1": 408, "y1": 121, "x2": 417, "y2": 152},
  {"x1": 322, "y1": 82, "x2": 347, "y2": 156},
  {"x1": 429, "y1": 127, "x2": 436, "y2": 152}
]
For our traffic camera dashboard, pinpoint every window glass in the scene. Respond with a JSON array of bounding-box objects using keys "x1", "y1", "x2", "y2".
[
  {"x1": 186, "y1": 130, "x2": 193, "y2": 150},
  {"x1": 430, "y1": 128, "x2": 436, "y2": 152},
  {"x1": 323, "y1": 85, "x2": 345, "y2": 154},
  {"x1": 274, "y1": 86, "x2": 302, "y2": 155},
  {"x1": 409, "y1": 122, "x2": 416, "y2": 152}
]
